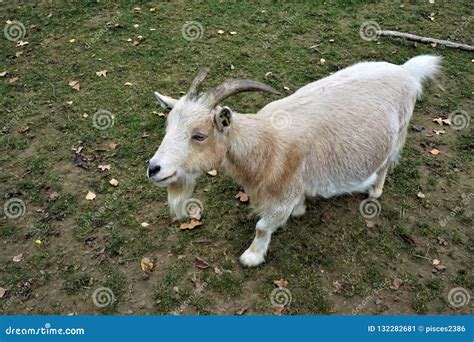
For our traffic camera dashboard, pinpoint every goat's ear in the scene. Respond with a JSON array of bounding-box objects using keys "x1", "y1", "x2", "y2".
[
  {"x1": 214, "y1": 106, "x2": 233, "y2": 132},
  {"x1": 154, "y1": 91, "x2": 178, "y2": 109}
]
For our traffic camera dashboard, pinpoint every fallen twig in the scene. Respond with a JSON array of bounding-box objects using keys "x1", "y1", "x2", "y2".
[{"x1": 378, "y1": 30, "x2": 474, "y2": 52}]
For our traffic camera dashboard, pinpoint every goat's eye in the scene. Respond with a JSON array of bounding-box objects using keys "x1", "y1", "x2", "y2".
[{"x1": 192, "y1": 132, "x2": 208, "y2": 141}]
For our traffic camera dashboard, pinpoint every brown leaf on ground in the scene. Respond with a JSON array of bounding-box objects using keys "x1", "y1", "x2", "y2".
[
  {"x1": 437, "y1": 236, "x2": 448, "y2": 246},
  {"x1": 13, "y1": 253, "x2": 24, "y2": 262},
  {"x1": 332, "y1": 280, "x2": 342, "y2": 293},
  {"x1": 235, "y1": 191, "x2": 249, "y2": 203},
  {"x1": 180, "y1": 219, "x2": 203, "y2": 230},
  {"x1": 85, "y1": 191, "x2": 96, "y2": 200},
  {"x1": 96, "y1": 69, "x2": 107, "y2": 77},
  {"x1": 274, "y1": 307, "x2": 285, "y2": 316},
  {"x1": 235, "y1": 307, "x2": 248, "y2": 315},
  {"x1": 109, "y1": 178, "x2": 119, "y2": 187},
  {"x1": 390, "y1": 278, "x2": 403, "y2": 290},
  {"x1": 194, "y1": 256, "x2": 210, "y2": 269},
  {"x1": 98, "y1": 164, "x2": 111, "y2": 172},
  {"x1": 365, "y1": 220, "x2": 375, "y2": 228},
  {"x1": 68, "y1": 80, "x2": 80, "y2": 91},
  {"x1": 0, "y1": 70, "x2": 8, "y2": 77},
  {"x1": 207, "y1": 169, "x2": 217, "y2": 176},
  {"x1": 213, "y1": 266, "x2": 223, "y2": 275},
  {"x1": 429, "y1": 148, "x2": 440, "y2": 155},
  {"x1": 0, "y1": 287, "x2": 5, "y2": 298},
  {"x1": 16, "y1": 40, "x2": 29, "y2": 47},
  {"x1": 47, "y1": 191, "x2": 59, "y2": 202},
  {"x1": 273, "y1": 279, "x2": 288, "y2": 288},
  {"x1": 19, "y1": 126, "x2": 30, "y2": 134},
  {"x1": 109, "y1": 142, "x2": 118, "y2": 150},
  {"x1": 9, "y1": 77, "x2": 19, "y2": 84}
]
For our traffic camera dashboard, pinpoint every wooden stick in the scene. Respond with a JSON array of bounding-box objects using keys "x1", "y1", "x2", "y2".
[{"x1": 378, "y1": 30, "x2": 474, "y2": 52}]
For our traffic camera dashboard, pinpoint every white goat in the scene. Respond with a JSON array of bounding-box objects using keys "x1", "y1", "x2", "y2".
[{"x1": 148, "y1": 55, "x2": 441, "y2": 267}]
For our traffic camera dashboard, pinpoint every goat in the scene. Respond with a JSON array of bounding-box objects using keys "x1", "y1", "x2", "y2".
[{"x1": 148, "y1": 55, "x2": 441, "y2": 267}]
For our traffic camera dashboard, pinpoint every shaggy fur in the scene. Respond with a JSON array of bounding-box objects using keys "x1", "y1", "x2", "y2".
[{"x1": 148, "y1": 55, "x2": 441, "y2": 267}]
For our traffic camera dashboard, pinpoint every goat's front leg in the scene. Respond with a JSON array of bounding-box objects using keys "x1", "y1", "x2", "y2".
[{"x1": 240, "y1": 207, "x2": 293, "y2": 267}]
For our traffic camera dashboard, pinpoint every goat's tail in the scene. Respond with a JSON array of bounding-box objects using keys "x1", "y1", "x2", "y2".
[{"x1": 402, "y1": 55, "x2": 442, "y2": 87}]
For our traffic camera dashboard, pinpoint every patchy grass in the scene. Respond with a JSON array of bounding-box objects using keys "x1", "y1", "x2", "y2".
[{"x1": 0, "y1": 1, "x2": 472, "y2": 315}]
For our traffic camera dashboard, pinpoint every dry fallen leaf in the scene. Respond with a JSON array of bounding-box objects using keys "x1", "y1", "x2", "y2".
[
  {"x1": 320, "y1": 58, "x2": 326, "y2": 65},
  {"x1": 429, "y1": 148, "x2": 440, "y2": 155},
  {"x1": 85, "y1": 191, "x2": 96, "y2": 200},
  {"x1": 69, "y1": 38, "x2": 75, "y2": 43},
  {"x1": 19, "y1": 126, "x2": 30, "y2": 134},
  {"x1": 273, "y1": 279, "x2": 288, "y2": 288},
  {"x1": 441, "y1": 118, "x2": 451, "y2": 125},
  {"x1": 432, "y1": 258, "x2": 440, "y2": 266},
  {"x1": 16, "y1": 40, "x2": 29, "y2": 47},
  {"x1": 141, "y1": 132, "x2": 149, "y2": 138},
  {"x1": 213, "y1": 266, "x2": 223, "y2": 275},
  {"x1": 416, "y1": 191, "x2": 426, "y2": 199},
  {"x1": 66, "y1": 100, "x2": 73, "y2": 106},
  {"x1": 365, "y1": 220, "x2": 375, "y2": 228},
  {"x1": 13, "y1": 253, "x2": 24, "y2": 262},
  {"x1": 194, "y1": 256, "x2": 210, "y2": 269},
  {"x1": 9, "y1": 77, "x2": 19, "y2": 84},
  {"x1": 433, "y1": 129, "x2": 445, "y2": 135},
  {"x1": 217, "y1": 29, "x2": 224, "y2": 34},
  {"x1": 124, "y1": 82, "x2": 133, "y2": 86},
  {"x1": 98, "y1": 164, "x2": 111, "y2": 172},
  {"x1": 283, "y1": 86, "x2": 290, "y2": 91},
  {"x1": 47, "y1": 191, "x2": 59, "y2": 202},
  {"x1": 149, "y1": 7, "x2": 156, "y2": 12},
  {"x1": 390, "y1": 278, "x2": 403, "y2": 290},
  {"x1": 140, "y1": 257, "x2": 154, "y2": 274},
  {"x1": 433, "y1": 117, "x2": 443, "y2": 125},
  {"x1": 68, "y1": 80, "x2": 80, "y2": 91},
  {"x1": 180, "y1": 218, "x2": 203, "y2": 230},
  {"x1": 109, "y1": 178, "x2": 119, "y2": 187},
  {"x1": 229, "y1": 31, "x2": 237, "y2": 35},
  {"x1": 437, "y1": 236, "x2": 448, "y2": 246},
  {"x1": 15, "y1": 51, "x2": 23, "y2": 58},
  {"x1": 109, "y1": 142, "x2": 118, "y2": 150},
  {"x1": 96, "y1": 69, "x2": 107, "y2": 77},
  {"x1": 236, "y1": 307, "x2": 248, "y2": 315},
  {"x1": 332, "y1": 280, "x2": 342, "y2": 293},
  {"x1": 207, "y1": 169, "x2": 217, "y2": 176},
  {"x1": 0, "y1": 70, "x2": 7, "y2": 77},
  {"x1": 141, "y1": 222, "x2": 150, "y2": 228},
  {"x1": 235, "y1": 191, "x2": 249, "y2": 203},
  {"x1": 274, "y1": 307, "x2": 285, "y2": 316},
  {"x1": 0, "y1": 287, "x2": 5, "y2": 298}
]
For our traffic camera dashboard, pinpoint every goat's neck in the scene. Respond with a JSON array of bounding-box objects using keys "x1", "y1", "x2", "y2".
[{"x1": 223, "y1": 113, "x2": 280, "y2": 192}]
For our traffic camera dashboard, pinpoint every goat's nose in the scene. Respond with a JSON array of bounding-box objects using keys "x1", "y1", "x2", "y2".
[{"x1": 148, "y1": 165, "x2": 161, "y2": 178}]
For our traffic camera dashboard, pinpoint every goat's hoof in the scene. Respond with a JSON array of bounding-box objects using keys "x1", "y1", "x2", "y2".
[
  {"x1": 291, "y1": 205, "x2": 306, "y2": 217},
  {"x1": 368, "y1": 188, "x2": 383, "y2": 199},
  {"x1": 240, "y1": 249, "x2": 265, "y2": 267}
]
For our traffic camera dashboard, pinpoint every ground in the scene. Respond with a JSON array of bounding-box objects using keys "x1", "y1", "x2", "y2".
[{"x1": 0, "y1": 1, "x2": 472, "y2": 315}]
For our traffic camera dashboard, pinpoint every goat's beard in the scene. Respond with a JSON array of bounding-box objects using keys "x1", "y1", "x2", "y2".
[{"x1": 167, "y1": 174, "x2": 197, "y2": 220}]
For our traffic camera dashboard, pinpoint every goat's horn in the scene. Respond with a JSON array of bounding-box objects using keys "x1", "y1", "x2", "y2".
[
  {"x1": 205, "y1": 79, "x2": 280, "y2": 108},
  {"x1": 188, "y1": 67, "x2": 210, "y2": 99}
]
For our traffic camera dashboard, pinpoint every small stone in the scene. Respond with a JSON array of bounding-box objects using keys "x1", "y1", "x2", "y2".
[{"x1": 411, "y1": 124, "x2": 424, "y2": 132}]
